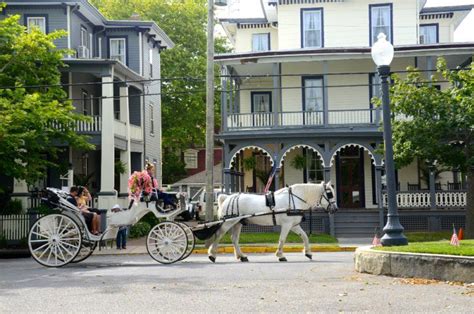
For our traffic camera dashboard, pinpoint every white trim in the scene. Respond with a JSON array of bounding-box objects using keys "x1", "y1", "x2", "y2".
[
  {"x1": 67, "y1": 6, "x2": 71, "y2": 56},
  {"x1": 89, "y1": 33, "x2": 93, "y2": 58},
  {"x1": 98, "y1": 37, "x2": 102, "y2": 58},
  {"x1": 139, "y1": 32, "x2": 143, "y2": 76}
]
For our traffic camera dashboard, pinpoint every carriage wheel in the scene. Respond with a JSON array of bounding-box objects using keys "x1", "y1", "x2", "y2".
[
  {"x1": 146, "y1": 222, "x2": 188, "y2": 264},
  {"x1": 71, "y1": 241, "x2": 97, "y2": 263},
  {"x1": 177, "y1": 222, "x2": 195, "y2": 261},
  {"x1": 28, "y1": 214, "x2": 82, "y2": 267}
]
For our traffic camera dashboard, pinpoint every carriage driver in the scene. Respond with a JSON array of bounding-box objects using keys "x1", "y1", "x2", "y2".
[{"x1": 144, "y1": 163, "x2": 175, "y2": 208}]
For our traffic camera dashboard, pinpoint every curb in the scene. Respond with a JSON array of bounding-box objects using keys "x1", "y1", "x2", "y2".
[{"x1": 355, "y1": 246, "x2": 474, "y2": 283}]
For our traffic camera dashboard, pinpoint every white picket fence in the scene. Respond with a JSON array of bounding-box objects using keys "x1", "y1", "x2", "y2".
[
  {"x1": 383, "y1": 191, "x2": 467, "y2": 208},
  {"x1": 0, "y1": 215, "x2": 30, "y2": 241}
]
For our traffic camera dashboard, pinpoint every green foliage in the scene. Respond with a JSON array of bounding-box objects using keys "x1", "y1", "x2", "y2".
[
  {"x1": 129, "y1": 221, "x2": 151, "y2": 238},
  {"x1": 195, "y1": 232, "x2": 338, "y2": 244},
  {"x1": 162, "y1": 150, "x2": 187, "y2": 184},
  {"x1": 1, "y1": 199, "x2": 23, "y2": 215},
  {"x1": 0, "y1": 9, "x2": 93, "y2": 185},
  {"x1": 29, "y1": 204, "x2": 57, "y2": 215},
  {"x1": 140, "y1": 212, "x2": 160, "y2": 227},
  {"x1": 90, "y1": 0, "x2": 230, "y2": 179},
  {"x1": 374, "y1": 240, "x2": 474, "y2": 256},
  {"x1": 290, "y1": 155, "x2": 307, "y2": 170},
  {"x1": 0, "y1": 235, "x2": 7, "y2": 249},
  {"x1": 115, "y1": 160, "x2": 126, "y2": 175},
  {"x1": 405, "y1": 231, "x2": 451, "y2": 243},
  {"x1": 243, "y1": 156, "x2": 256, "y2": 171},
  {"x1": 74, "y1": 173, "x2": 95, "y2": 187}
]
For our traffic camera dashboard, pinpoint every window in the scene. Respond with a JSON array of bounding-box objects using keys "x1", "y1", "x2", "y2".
[
  {"x1": 184, "y1": 150, "x2": 198, "y2": 169},
  {"x1": 306, "y1": 150, "x2": 324, "y2": 183},
  {"x1": 369, "y1": 73, "x2": 382, "y2": 123},
  {"x1": 420, "y1": 24, "x2": 438, "y2": 44},
  {"x1": 149, "y1": 103, "x2": 154, "y2": 135},
  {"x1": 82, "y1": 90, "x2": 90, "y2": 116},
  {"x1": 110, "y1": 38, "x2": 126, "y2": 64},
  {"x1": 251, "y1": 92, "x2": 272, "y2": 113},
  {"x1": 303, "y1": 77, "x2": 323, "y2": 111},
  {"x1": 79, "y1": 27, "x2": 90, "y2": 58},
  {"x1": 27, "y1": 16, "x2": 46, "y2": 33},
  {"x1": 301, "y1": 8, "x2": 323, "y2": 48},
  {"x1": 149, "y1": 48, "x2": 153, "y2": 78},
  {"x1": 252, "y1": 33, "x2": 270, "y2": 52},
  {"x1": 370, "y1": 4, "x2": 392, "y2": 45}
]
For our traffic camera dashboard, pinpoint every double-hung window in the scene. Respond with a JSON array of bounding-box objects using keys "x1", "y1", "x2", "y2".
[
  {"x1": 369, "y1": 73, "x2": 382, "y2": 123},
  {"x1": 419, "y1": 24, "x2": 438, "y2": 44},
  {"x1": 184, "y1": 150, "x2": 198, "y2": 169},
  {"x1": 27, "y1": 16, "x2": 46, "y2": 33},
  {"x1": 303, "y1": 77, "x2": 324, "y2": 125},
  {"x1": 370, "y1": 4, "x2": 392, "y2": 45},
  {"x1": 301, "y1": 9, "x2": 323, "y2": 48},
  {"x1": 251, "y1": 92, "x2": 272, "y2": 127},
  {"x1": 306, "y1": 150, "x2": 324, "y2": 183},
  {"x1": 82, "y1": 90, "x2": 90, "y2": 116},
  {"x1": 149, "y1": 48, "x2": 153, "y2": 77},
  {"x1": 79, "y1": 27, "x2": 90, "y2": 58},
  {"x1": 149, "y1": 103, "x2": 154, "y2": 136},
  {"x1": 252, "y1": 33, "x2": 270, "y2": 52},
  {"x1": 110, "y1": 38, "x2": 126, "y2": 64}
]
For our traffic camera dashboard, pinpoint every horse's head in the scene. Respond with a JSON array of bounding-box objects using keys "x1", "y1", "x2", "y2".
[{"x1": 320, "y1": 181, "x2": 338, "y2": 214}]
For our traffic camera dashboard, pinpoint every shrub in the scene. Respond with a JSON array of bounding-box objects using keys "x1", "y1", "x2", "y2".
[
  {"x1": 129, "y1": 221, "x2": 151, "y2": 238},
  {"x1": 0, "y1": 235, "x2": 7, "y2": 249},
  {"x1": 1, "y1": 199, "x2": 23, "y2": 215}
]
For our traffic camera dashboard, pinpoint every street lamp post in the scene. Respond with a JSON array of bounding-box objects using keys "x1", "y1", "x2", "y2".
[
  {"x1": 371, "y1": 33, "x2": 408, "y2": 246},
  {"x1": 205, "y1": 0, "x2": 227, "y2": 221}
]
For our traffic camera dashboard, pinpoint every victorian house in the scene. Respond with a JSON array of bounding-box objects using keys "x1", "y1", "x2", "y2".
[{"x1": 216, "y1": 0, "x2": 473, "y2": 236}]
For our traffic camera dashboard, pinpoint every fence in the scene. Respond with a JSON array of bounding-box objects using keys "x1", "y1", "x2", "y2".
[{"x1": 0, "y1": 214, "x2": 36, "y2": 245}]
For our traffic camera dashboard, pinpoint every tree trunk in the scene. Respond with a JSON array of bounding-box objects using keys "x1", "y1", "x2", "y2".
[{"x1": 465, "y1": 168, "x2": 474, "y2": 239}]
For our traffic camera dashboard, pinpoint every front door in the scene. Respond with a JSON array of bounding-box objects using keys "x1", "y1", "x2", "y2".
[{"x1": 336, "y1": 147, "x2": 365, "y2": 208}]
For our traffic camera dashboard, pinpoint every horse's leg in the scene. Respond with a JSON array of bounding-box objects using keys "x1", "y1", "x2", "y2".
[
  {"x1": 276, "y1": 222, "x2": 292, "y2": 262},
  {"x1": 231, "y1": 223, "x2": 248, "y2": 262},
  {"x1": 291, "y1": 224, "x2": 312, "y2": 260},
  {"x1": 207, "y1": 220, "x2": 237, "y2": 263}
]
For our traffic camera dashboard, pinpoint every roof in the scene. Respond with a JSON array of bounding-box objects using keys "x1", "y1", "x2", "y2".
[
  {"x1": 420, "y1": 5, "x2": 474, "y2": 14},
  {"x1": 4, "y1": 0, "x2": 174, "y2": 48},
  {"x1": 171, "y1": 163, "x2": 223, "y2": 186}
]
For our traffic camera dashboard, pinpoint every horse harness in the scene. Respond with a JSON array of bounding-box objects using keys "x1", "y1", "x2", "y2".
[{"x1": 267, "y1": 187, "x2": 306, "y2": 226}]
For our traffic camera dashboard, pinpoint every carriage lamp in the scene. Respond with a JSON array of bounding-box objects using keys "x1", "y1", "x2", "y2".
[{"x1": 371, "y1": 33, "x2": 408, "y2": 246}]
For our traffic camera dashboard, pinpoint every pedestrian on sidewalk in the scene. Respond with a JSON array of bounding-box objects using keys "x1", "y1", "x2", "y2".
[{"x1": 112, "y1": 204, "x2": 129, "y2": 250}]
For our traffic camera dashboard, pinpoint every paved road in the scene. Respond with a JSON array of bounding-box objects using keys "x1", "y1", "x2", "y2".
[{"x1": 0, "y1": 252, "x2": 472, "y2": 313}]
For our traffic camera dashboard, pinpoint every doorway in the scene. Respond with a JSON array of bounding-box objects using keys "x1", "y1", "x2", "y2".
[{"x1": 336, "y1": 147, "x2": 365, "y2": 208}]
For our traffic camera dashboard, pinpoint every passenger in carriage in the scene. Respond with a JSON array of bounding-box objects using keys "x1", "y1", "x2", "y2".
[
  {"x1": 68, "y1": 186, "x2": 101, "y2": 235},
  {"x1": 143, "y1": 163, "x2": 175, "y2": 208}
]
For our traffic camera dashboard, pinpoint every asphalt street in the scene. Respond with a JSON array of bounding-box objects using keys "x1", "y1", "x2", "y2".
[{"x1": 0, "y1": 252, "x2": 473, "y2": 313}]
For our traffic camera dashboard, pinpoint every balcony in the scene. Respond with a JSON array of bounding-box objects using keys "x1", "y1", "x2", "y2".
[
  {"x1": 73, "y1": 115, "x2": 143, "y2": 142},
  {"x1": 226, "y1": 108, "x2": 380, "y2": 131},
  {"x1": 382, "y1": 191, "x2": 467, "y2": 209}
]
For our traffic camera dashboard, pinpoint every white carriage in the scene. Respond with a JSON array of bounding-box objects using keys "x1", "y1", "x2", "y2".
[{"x1": 28, "y1": 187, "x2": 199, "y2": 267}]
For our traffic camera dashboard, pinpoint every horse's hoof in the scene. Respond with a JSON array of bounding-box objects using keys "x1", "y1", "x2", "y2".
[
  {"x1": 240, "y1": 256, "x2": 249, "y2": 262},
  {"x1": 208, "y1": 256, "x2": 216, "y2": 263},
  {"x1": 279, "y1": 257, "x2": 287, "y2": 262},
  {"x1": 305, "y1": 254, "x2": 313, "y2": 260}
]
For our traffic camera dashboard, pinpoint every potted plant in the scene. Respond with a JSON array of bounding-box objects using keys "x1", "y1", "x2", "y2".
[{"x1": 290, "y1": 155, "x2": 306, "y2": 170}]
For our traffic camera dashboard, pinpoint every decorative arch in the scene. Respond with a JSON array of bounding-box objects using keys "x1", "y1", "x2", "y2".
[
  {"x1": 329, "y1": 142, "x2": 382, "y2": 167},
  {"x1": 227, "y1": 145, "x2": 275, "y2": 169},
  {"x1": 278, "y1": 144, "x2": 326, "y2": 168}
]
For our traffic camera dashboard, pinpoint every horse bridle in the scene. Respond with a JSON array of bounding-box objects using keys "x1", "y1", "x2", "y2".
[{"x1": 319, "y1": 185, "x2": 337, "y2": 214}]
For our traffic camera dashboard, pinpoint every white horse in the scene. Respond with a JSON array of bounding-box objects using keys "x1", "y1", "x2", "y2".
[{"x1": 207, "y1": 182, "x2": 337, "y2": 263}]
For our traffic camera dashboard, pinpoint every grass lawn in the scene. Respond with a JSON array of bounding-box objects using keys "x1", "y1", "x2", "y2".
[
  {"x1": 374, "y1": 239, "x2": 474, "y2": 256},
  {"x1": 405, "y1": 231, "x2": 451, "y2": 242},
  {"x1": 195, "y1": 232, "x2": 338, "y2": 245}
]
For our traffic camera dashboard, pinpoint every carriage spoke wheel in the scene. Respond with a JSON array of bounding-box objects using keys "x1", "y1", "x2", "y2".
[
  {"x1": 71, "y1": 241, "x2": 97, "y2": 263},
  {"x1": 146, "y1": 222, "x2": 188, "y2": 264},
  {"x1": 177, "y1": 222, "x2": 195, "y2": 261},
  {"x1": 28, "y1": 214, "x2": 82, "y2": 267}
]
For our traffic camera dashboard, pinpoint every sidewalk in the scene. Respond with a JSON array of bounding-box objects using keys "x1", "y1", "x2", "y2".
[{"x1": 94, "y1": 237, "x2": 358, "y2": 256}]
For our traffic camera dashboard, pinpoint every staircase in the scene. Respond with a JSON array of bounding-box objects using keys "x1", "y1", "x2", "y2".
[{"x1": 334, "y1": 210, "x2": 381, "y2": 238}]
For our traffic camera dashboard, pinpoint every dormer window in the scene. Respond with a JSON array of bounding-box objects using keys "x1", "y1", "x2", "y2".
[
  {"x1": 26, "y1": 16, "x2": 46, "y2": 33},
  {"x1": 370, "y1": 4, "x2": 392, "y2": 45},
  {"x1": 252, "y1": 33, "x2": 270, "y2": 52},
  {"x1": 301, "y1": 8, "x2": 323, "y2": 48},
  {"x1": 110, "y1": 38, "x2": 126, "y2": 64},
  {"x1": 420, "y1": 24, "x2": 438, "y2": 44}
]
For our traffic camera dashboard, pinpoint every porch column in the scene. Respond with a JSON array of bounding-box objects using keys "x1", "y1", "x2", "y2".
[
  {"x1": 98, "y1": 75, "x2": 117, "y2": 210},
  {"x1": 230, "y1": 169, "x2": 235, "y2": 194},
  {"x1": 323, "y1": 166, "x2": 335, "y2": 237},
  {"x1": 272, "y1": 63, "x2": 280, "y2": 128},
  {"x1": 224, "y1": 168, "x2": 231, "y2": 194},
  {"x1": 429, "y1": 165, "x2": 436, "y2": 210},
  {"x1": 119, "y1": 84, "x2": 131, "y2": 196},
  {"x1": 274, "y1": 168, "x2": 281, "y2": 191},
  {"x1": 221, "y1": 66, "x2": 228, "y2": 132},
  {"x1": 323, "y1": 61, "x2": 329, "y2": 126},
  {"x1": 375, "y1": 165, "x2": 384, "y2": 229}
]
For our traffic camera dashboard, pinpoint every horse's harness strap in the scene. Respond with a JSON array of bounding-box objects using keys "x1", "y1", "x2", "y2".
[{"x1": 224, "y1": 193, "x2": 241, "y2": 218}]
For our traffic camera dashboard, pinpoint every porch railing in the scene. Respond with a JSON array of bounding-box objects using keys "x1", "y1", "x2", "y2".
[
  {"x1": 382, "y1": 191, "x2": 467, "y2": 208},
  {"x1": 76, "y1": 115, "x2": 102, "y2": 132},
  {"x1": 226, "y1": 108, "x2": 377, "y2": 130}
]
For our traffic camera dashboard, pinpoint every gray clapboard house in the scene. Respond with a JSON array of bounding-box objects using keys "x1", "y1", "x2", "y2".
[{"x1": 3, "y1": 0, "x2": 173, "y2": 210}]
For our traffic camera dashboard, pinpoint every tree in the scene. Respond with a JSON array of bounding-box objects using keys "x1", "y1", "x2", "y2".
[
  {"x1": 390, "y1": 58, "x2": 474, "y2": 238},
  {"x1": 0, "y1": 7, "x2": 92, "y2": 188},
  {"x1": 90, "y1": 0, "x2": 229, "y2": 183}
]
